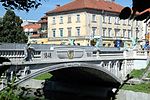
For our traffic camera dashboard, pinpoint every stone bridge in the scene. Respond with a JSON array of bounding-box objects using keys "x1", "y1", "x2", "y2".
[{"x1": 0, "y1": 43, "x2": 148, "y2": 99}]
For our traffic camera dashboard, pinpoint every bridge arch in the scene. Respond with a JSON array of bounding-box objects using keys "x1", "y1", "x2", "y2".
[{"x1": 16, "y1": 62, "x2": 122, "y2": 87}]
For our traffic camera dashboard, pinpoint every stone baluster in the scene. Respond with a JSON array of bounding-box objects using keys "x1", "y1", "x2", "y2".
[
  {"x1": 116, "y1": 61, "x2": 119, "y2": 77},
  {"x1": 10, "y1": 71, "x2": 14, "y2": 81},
  {"x1": 123, "y1": 60, "x2": 127, "y2": 79},
  {"x1": 108, "y1": 61, "x2": 112, "y2": 71}
]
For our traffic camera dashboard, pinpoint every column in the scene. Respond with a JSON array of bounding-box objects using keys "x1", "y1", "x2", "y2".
[
  {"x1": 107, "y1": 61, "x2": 112, "y2": 71},
  {"x1": 124, "y1": 60, "x2": 127, "y2": 79}
]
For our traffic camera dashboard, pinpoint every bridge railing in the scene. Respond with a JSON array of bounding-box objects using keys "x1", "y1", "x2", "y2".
[
  {"x1": 0, "y1": 47, "x2": 148, "y2": 61},
  {"x1": 0, "y1": 50, "x2": 41, "y2": 60}
]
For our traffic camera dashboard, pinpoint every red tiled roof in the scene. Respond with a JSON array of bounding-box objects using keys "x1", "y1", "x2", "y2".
[
  {"x1": 46, "y1": 0, "x2": 124, "y2": 14},
  {"x1": 23, "y1": 23, "x2": 41, "y2": 31}
]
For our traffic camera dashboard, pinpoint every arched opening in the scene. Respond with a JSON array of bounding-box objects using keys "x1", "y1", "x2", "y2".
[{"x1": 40, "y1": 63, "x2": 121, "y2": 100}]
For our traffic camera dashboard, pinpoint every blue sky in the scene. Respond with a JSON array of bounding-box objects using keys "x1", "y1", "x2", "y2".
[{"x1": 0, "y1": 0, "x2": 132, "y2": 21}]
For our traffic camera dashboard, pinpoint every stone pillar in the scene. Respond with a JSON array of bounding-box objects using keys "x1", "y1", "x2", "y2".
[
  {"x1": 110, "y1": 62, "x2": 114, "y2": 73},
  {"x1": 10, "y1": 71, "x2": 14, "y2": 81},
  {"x1": 24, "y1": 66, "x2": 30, "y2": 76},
  {"x1": 108, "y1": 61, "x2": 112, "y2": 71},
  {"x1": 116, "y1": 61, "x2": 119, "y2": 77},
  {"x1": 113, "y1": 61, "x2": 118, "y2": 76},
  {"x1": 123, "y1": 60, "x2": 127, "y2": 79}
]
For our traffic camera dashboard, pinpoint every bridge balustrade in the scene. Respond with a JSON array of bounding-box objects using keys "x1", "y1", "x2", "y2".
[{"x1": 0, "y1": 50, "x2": 41, "y2": 60}]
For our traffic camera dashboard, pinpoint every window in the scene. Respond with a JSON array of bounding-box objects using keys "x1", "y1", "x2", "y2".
[
  {"x1": 123, "y1": 20, "x2": 126, "y2": 25},
  {"x1": 103, "y1": 15, "x2": 106, "y2": 23},
  {"x1": 108, "y1": 16, "x2": 111, "y2": 23},
  {"x1": 115, "y1": 17, "x2": 120, "y2": 24},
  {"x1": 52, "y1": 29, "x2": 56, "y2": 37},
  {"x1": 123, "y1": 29, "x2": 126, "y2": 37},
  {"x1": 67, "y1": 27, "x2": 72, "y2": 37},
  {"x1": 136, "y1": 20, "x2": 139, "y2": 26},
  {"x1": 115, "y1": 29, "x2": 120, "y2": 37},
  {"x1": 76, "y1": 14, "x2": 80, "y2": 22},
  {"x1": 76, "y1": 27, "x2": 80, "y2": 36},
  {"x1": 128, "y1": 30, "x2": 131, "y2": 38},
  {"x1": 102, "y1": 28, "x2": 106, "y2": 37},
  {"x1": 52, "y1": 17, "x2": 56, "y2": 24},
  {"x1": 59, "y1": 28, "x2": 63, "y2": 37},
  {"x1": 92, "y1": 27, "x2": 97, "y2": 37},
  {"x1": 60, "y1": 16, "x2": 63, "y2": 24},
  {"x1": 128, "y1": 20, "x2": 131, "y2": 25},
  {"x1": 108, "y1": 28, "x2": 112, "y2": 37},
  {"x1": 92, "y1": 14, "x2": 96, "y2": 22},
  {"x1": 68, "y1": 16, "x2": 71, "y2": 23}
]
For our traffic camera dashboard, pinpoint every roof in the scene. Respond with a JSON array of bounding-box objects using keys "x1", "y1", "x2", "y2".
[
  {"x1": 46, "y1": 0, "x2": 124, "y2": 14},
  {"x1": 23, "y1": 23, "x2": 41, "y2": 32}
]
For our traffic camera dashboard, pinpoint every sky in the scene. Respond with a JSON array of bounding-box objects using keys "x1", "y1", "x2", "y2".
[{"x1": 0, "y1": 0, "x2": 132, "y2": 21}]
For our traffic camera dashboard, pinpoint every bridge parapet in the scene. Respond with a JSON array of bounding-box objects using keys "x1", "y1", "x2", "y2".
[
  {"x1": 123, "y1": 50, "x2": 148, "y2": 59},
  {"x1": 0, "y1": 46, "x2": 148, "y2": 88}
]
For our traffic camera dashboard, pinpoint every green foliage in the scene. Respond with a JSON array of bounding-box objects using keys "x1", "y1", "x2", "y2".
[
  {"x1": 34, "y1": 73, "x2": 53, "y2": 80},
  {"x1": 130, "y1": 62, "x2": 150, "y2": 78},
  {"x1": 0, "y1": 77, "x2": 19, "y2": 99},
  {"x1": 1, "y1": 0, "x2": 42, "y2": 11},
  {"x1": 0, "y1": 10, "x2": 28, "y2": 43},
  {"x1": 147, "y1": 73, "x2": 150, "y2": 78},
  {"x1": 0, "y1": 76, "x2": 45, "y2": 100},
  {"x1": 130, "y1": 69, "x2": 145, "y2": 78},
  {"x1": 122, "y1": 83, "x2": 150, "y2": 93}
]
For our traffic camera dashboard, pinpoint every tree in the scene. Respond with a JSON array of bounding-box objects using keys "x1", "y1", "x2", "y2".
[
  {"x1": 0, "y1": 0, "x2": 42, "y2": 11},
  {"x1": 0, "y1": 10, "x2": 28, "y2": 43}
]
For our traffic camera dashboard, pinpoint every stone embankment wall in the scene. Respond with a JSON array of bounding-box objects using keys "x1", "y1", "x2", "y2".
[
  {"x1": 117, "y1": 90, "x2": 150, "y2": 100},
  {"x1": 19, "y1": 79, "x2": 45, "y2": 88},
  {"x1": 19, "y1": 80, "x2": 150, "y2": 100}
]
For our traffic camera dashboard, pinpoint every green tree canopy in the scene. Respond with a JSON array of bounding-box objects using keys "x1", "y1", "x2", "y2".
[
  {"x1": 0, "y1": 10, "x2": 28, "y2": 43},
  {"x1": 1, "y1": 0, "x2": 42, "y2": 11}
]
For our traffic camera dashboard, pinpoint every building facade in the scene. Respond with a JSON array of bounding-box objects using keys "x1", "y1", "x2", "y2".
[
  {"x1": 46, "y1": 0, "x2": 144, "y2": 47},
  {"x1": 23, "y1": 16, "x2": 48, "y2": 44}
]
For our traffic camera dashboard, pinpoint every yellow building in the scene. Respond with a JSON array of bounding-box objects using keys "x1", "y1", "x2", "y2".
[{"x1": 46, "y1": 0, "x2": 144, "y2": 47}]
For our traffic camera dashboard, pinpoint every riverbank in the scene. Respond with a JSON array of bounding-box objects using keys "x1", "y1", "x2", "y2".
[{"x1": 117, "y1": 90, "x2": 150, "y2": 100}]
